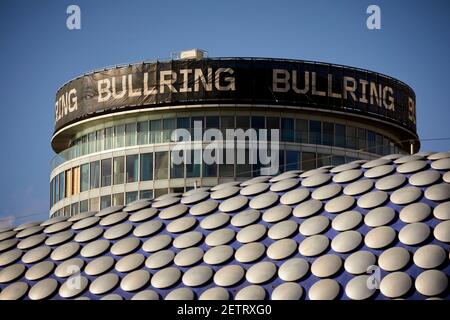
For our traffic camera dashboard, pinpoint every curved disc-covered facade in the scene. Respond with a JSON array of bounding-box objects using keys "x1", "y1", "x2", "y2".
[
  {"x1": 49, "y1": 57, "x2": 419, "y2": 217},
  {"x1": 2, "y1": 151, "x2": 449, "y2": 300}
]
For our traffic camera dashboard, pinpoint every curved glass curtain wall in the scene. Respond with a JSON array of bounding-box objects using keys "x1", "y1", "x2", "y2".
[
  {"x1": 50, "y1": 137, "x2": 397, "y2": 217},
  {"x1": 50, "y1": 147, "x2": 379, "y2": 217},
  {"x1": 51, "y1": 114, "x2": 401, "y2": 170}
]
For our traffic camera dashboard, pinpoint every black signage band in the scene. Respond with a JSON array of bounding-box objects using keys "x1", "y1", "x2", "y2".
[{"x1": 54, "y1": 58, "x2": 417, "y2": 135}]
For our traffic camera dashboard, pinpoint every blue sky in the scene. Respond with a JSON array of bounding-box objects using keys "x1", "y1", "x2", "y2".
[{"x1": 0, "y1": 0, "x2": 449, "y2": 225}]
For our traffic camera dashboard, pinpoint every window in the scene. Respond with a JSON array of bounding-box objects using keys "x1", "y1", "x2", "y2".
[
  {"x1": 155, "y1": 152, "x2": 168, "y2": 179},
  {"x1": 281, "y1": 118, "x2": 294, "y2": 142},
  {"x1": 113, "y1": 193, "x2": 124, "y2": 206},
  {"x1": 105, "y1": 127, "x2": 113, "y2": 150},
  {"x1": 126, "y1": 155, "x2": 138, "y2": 183},
  {"x1": 125, "y1": 123, "x2": 137, "y2": 146},
  {"x1": 295, "y1": 119, "x2": 308, "y2": 143},
  {"x1": 383, "y1": 137, "x2": 390, "y2": 155},
  {"x1": 59, "y1": 172, "x2": 65, "y2": 201},
  {"x1": 154, "y1": 188, "x2": 168, "y2": 198},
  {"x1": 81, "y1": 135, "x2": 88, "y2": 155},
  {"x1": 115, "y1": 125, "x2": 125, "y2": 148},
  {"x1": 150, "y1": 119, "x2": 162, "y2": 143},
  {"x1": 71, "y1": 202, "x2": 79, "y2": 216},
  {"x1": 140, "y1": 189, "x2": 153, "y2": 200},
  {"x1": 251, "y1": 116, "x2": 264, "y2": 129},
  {"x1": 177, "y1": 117, "x2": 190, "y2": 129},
  {"x1": 90, "y1": 161, "x2": 100, "y2": 189},
  {"x1": 376, "y1": 134, "x2": 383, "y2": 155},
  {"x1": 171, "y1": 150, "x2": 184, "y2": 178},
  {"x1": 252, "y1": 163, "x2": 261, "y2": 177},
  {"x1": 96, "y1": 129, "x2": 104, "y2": 152},
  {"x1": 302, "y1": 152, "x2": 316, "y2": 171},
  {"x1": 267, "y1": 117, "x2": 279, "y2": 129},
  {"x1": 286, "y1": 151, "x2": 300, "y2": 171},
  {"x1": 317, "y1": 153, "x2": 331, "y2": 167},
  {"x1": 357, "y1": 128, "x2": 367, "y2": 150},
  {"x1": 79, "y1": 200, "x2": 89, "y2": 213},
  {"x1": 126, "y1": 191, "x2": 138, "y2": 205},
  {"x1": 368, "y1": 130, "x2": 376, "y2": 153},
  {"x1": 73, "y1": 138, "x2": 80, "y2": 158},
  {"x1": 278, "y1": 149, "x2": 285, "y2": 173},
  {"x1": 204, "y1": 162, "x2": 217, "y2": 177},
  {"x1": 390, "y1": 142, "x2": 396, "y2": 154},
  {"x1": 55, "y1": 175, "x2": 59, "y2": 204},
  {"x1": 309, "y1": 120, "x2": 322, "y2": 145},
  {"x1": 88, "y1": 132, "x2": 96, "y2": 154},
  {"x1": 251, "y1": 116, "x2": 264, "y2": 140},
  {"x1": 236, "y1": 116, "x2": 250, "y2": 129},
  {"x1": 335, "y1": 124, "x2": 346, "y2": 148},
  {"x1": 163, "y1": 118, "x2": 175, "y2": 142},
  {"x1": 100, "y1": 195, "x2": 111, "y2": 209},
  {"x1": 323, "y1": 122, "x2": 334, "y2": 146},
  {"x1": 51, "y1": 176, "x2": 57, "y2": 204},
  {"x1": 140, "y1": 153, "x2": 153, "y2": 181},
  {"x1": 101, "y1": 159, "x2": 112, "y2": 187},
  {"x1": 221, "y1": 116, "x2": 234, "y2": 128},
  {"x1": 206, "y1": 116, "x2": 220, "y2": 129},
  {"x1": 220, "y1": 116, "x2": 234, "y2": 137},
  {"x1": 113, "y1": 156, "x2": 125, "y2": 185},
  {"x1": 137, "y1": 121, "x2": 149, "y2": 145},
  {"x1": 187, "y1": 150, "x2": 201, "y2": 178},
  {"x1": 190, "y1": 116, "x2": 203, "y2": 141},
  {"x1": 191, "y1": 116, "x2": 204, "y2": 129},
  {"x1": 219, "y1": 147, "x2": 234, "y2": 177},
  {"x1": 50, "y1": 178, "x2": 54, "y2": 206},
  {"x1": 80, "y1": 163, "x2": 89, "y2": 192},
  {"x1": 346, "y1": 126, "x2": 357, "y2": 149},
  {"x1": 89, "y1": 197, "x2": 99, "y2": 211},
  {"x1": 50, "y1": 178, "x2": 54, "y2": 207},
  {"x1": 332, "y1": 155, "x2": 345, "y2": 166},
  {"x1": 236, "y1": 148, "x2": 251, "y2": 178}
]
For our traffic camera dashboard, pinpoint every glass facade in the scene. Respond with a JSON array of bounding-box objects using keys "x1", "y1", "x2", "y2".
[
  {"x1": 50, "y1": 146, "x2": 386, "y2": 211},
  {"x1": 57, "y1": 114, "x2": 400, "y2": 169},
  {"x1": 51, "y1": 113, "x2": 405, "y2": 217}
]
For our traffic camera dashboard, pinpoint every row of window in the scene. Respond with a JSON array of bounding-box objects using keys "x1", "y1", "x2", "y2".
[
  {"x1": 54, "y1": 115, "x2": 401, "y2": 168},
  {"x1": 50, "y1": 149, "x2": 368, "y2": 208},
  {"x1": 52, "y1": 189, "x2": 154, "y2": 217}
]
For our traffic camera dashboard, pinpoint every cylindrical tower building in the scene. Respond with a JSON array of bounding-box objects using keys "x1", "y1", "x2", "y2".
[{"x1": 49, "y1": 52, "x2": 418, "y2": 217}]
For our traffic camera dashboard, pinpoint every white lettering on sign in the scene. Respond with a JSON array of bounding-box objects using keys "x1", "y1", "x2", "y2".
[
  {"x1": 55, "y1": 88, "x2": 77, "y2": 124},
  {"x1": 273, "y1": 69, "x2": 397, "y2": 111},
  {"x1": 54, "y1": 66, "x2": 414, "y2": 130},
  {"x1": 97, "y1": 68, "x2": 235, "y2": 102},
  {"x1": 408, "y1": 97, "x2": 416, "y2": 124}
]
